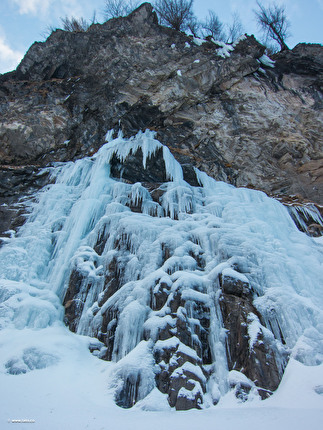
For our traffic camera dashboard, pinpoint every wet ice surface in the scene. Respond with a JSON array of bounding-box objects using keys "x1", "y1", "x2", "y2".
[{"x1": 0, "y1": 130, "x2": 322, "y2": 426}]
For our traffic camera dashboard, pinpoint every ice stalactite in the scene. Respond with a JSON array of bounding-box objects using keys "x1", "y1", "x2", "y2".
[
  {"x1": 0, "y1": 130, "x2": 322, "y2": 410},
  {"x1": 286, "y1": 203, "x2": 323, "y2": 237}
]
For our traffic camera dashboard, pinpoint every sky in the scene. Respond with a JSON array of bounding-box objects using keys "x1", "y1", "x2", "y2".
[{"x1": 0, "y1": 0, "x2": 322, "y2": 74}]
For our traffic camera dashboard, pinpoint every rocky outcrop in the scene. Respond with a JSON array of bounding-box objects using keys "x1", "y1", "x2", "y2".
[
  {"x1": 219, "y1": 273, "x2": 286, "y2": 398},
  {"x1": 0, "y1": 165, "x2": 49, "y2": 243},
  {"x1": 0, "y1": 3, "x2": 322, "y2": 206}
]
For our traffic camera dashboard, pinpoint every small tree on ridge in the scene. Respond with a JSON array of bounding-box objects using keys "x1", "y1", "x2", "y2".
[
  {"x1": 104, "y1": 0, "x2": 139, "y2": 20},
  {"x1": 60, "y1": 16, "x2": 90, "y2": 32},
  {"x1": 226, "y1": 12, "x2": 244, "y2": 44},
  {"x1": 154, "y1": 0, "x2": 195, "y2": 32},
  {"x1": 202, "y1": 10, "x2": 224, "y2": 40},
  {"x1": 254, "y1": 1, "x2": 290, "y2": 51}
]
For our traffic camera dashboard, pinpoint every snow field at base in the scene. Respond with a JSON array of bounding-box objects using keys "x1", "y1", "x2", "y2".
[
  {"x1": 1, "y1": 352, "x2": 323, "y2": 430},
  {"x1": 0, "y1": 130, "x2": 323, "y2": 426}
]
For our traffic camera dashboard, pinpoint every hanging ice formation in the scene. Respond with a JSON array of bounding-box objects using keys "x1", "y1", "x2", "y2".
[
  {"x1": 0, "y1": 130, "x2": 323, "y2": 410},
  {"x1": 286, "y1": 203, "x2": 323, "y2": 237}
]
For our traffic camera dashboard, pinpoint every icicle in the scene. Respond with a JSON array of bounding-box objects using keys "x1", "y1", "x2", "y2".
[{"x1": 287, "y1": 204, "x2": 323, "y2": 235}]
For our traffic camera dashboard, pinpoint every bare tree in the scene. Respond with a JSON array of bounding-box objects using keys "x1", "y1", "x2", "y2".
[
  {"x1": 104, "y1": 0, "x2": 139, "y2": 20},
  {"x1": 226, "y1": 12, "x2": 244, "y2": 44},
  {"x1": 154, "y1": 0, "x2": 195, "y2": 32},
  {"x1": 201, "y1": 10, "x2": 225, "y2": 41},
  {"x1": 60, "y1": 16, "x2": 90, "y2": 32},
  {"x1": 44, "y1": 13, "x2": 97, "y2": 37},
  {"x1": 187, "y1": 16, "x2": 202, "y2": 38},
  {"x1": 254, "y1": 1, "x2": 290, "y2": 51}
]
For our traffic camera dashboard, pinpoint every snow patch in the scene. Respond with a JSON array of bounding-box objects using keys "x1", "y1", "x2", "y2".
[
  {"x1": 258, "y1": 54, "x2": 275, "y2": 68},
  {"x1": 214, "y1": 41, "x2": 234, "y2": 58},
  {"x1": 221, "y1": 267, "x2": 249, "y2": 283},
  {"x1": 232, "y1": 34, "x2": 247, "y2": 47},
  {"x1": 192, "y1": 37, "x2": 205, "y2": 46},
  {"x1": 247, "y1": 313, "x2": 262, "y2": 350}
]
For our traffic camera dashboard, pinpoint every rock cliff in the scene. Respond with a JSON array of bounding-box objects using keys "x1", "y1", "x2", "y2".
[
  {"x1": 0, "y1": 2, "x2": 323, "y2": 411},
  {"x1": 1, "y1": 3, "x2": 322, "y2": 205}
]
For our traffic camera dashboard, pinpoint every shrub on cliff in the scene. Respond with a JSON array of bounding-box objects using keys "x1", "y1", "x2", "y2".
[
  {"x1": 104, "y1": 0, "x2": 140, "y2": 19},
  {"x1": 153, "y1": 0, "x2": 195, "y2": 32}
]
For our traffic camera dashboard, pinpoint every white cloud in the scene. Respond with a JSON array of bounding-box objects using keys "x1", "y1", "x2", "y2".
[
  {"x1": 0, "y1": 35, "x2": 23, "y2": 74},
  {"x1": 10, "y1": 0, "x2": 89, "y2": 20},
  {"x1": 10, "y1": 0, "x2": 52, "y2": 15}
]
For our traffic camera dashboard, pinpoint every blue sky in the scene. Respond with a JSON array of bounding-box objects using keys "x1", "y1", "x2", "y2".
[{"x1": 0, "y1": 0, "x2": 322, "y2": 74}]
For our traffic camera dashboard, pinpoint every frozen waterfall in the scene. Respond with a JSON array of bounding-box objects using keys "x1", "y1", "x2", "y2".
[{"x1": 0, "y1": 130, "x2": 323, "y2": 410}]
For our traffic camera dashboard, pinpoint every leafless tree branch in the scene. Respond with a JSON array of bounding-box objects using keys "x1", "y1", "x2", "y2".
[
  {"x1": 201, "y1": 10, "x2": 225, "y2": 40},
  {"x1": 60, "y1": 16, "x2": 90, "y2": 32},
  {"x1": 104, "y1": 0, "x2": 139, "y2": 20},
  {"x1": 153, "y1": 0, "x2": 194, "y2": 32},
  {"x1": 226, "y1": 12, "x2": 244, "y2": 44},
  {"x1": 254, "y1": 1, "x2": 290, "y2": 51}
]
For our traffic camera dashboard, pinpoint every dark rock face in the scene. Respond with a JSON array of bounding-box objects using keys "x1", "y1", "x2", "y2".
[
  {"x1": 220, "y1": 291, "x2": 286, "y2": 397},
  {"x1": 0, "y1": 3, "x2": 322, "y2": 205},
  {"x1": 110, "y1": 148, "x2": 167, "y2": 183},
  {"x1": 220, "y1": 272, "x2": 251, "y2": 297},
  {"x1": 0, "y1": 165, "x2": 49, "y2": 243},
  {"x1": 274, "y1": 43, "x2": 323, "y2": 83}
]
